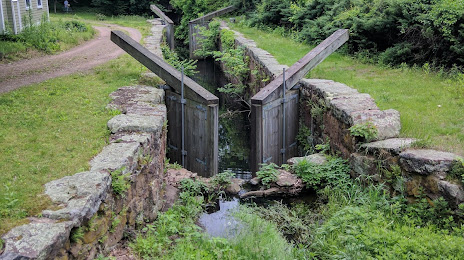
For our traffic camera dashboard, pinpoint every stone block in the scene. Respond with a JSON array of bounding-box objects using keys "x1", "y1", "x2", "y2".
[
  {"x1": 108, "y1": 85, "x2": 165, "y2": 109},
  {"x1": 400, "y1": 149, "x2": 460, "y2": 175},
  {"x1": 351, "y1": 109, "x2": 401, "y2": 140},
  {"x1": 300, "y1": 79, "x2": 359, "y2": 99},
  {"x1": 350, "y1": 153, "x2": 378, "y2": 179},
  {"x1": 42, "y1": 171, "x2": 111, "y2": 224},
  {"x1": 329, "y1": 94, "x2": 379, "y2": 125},
  {"x1": 361, "y1": 138, "x2": 417, "y2": 155},
  {"x1": 287, "y1": 153, "x2": 328, "y2": 166},
  {"x1": 90, "y1": 142, "x2": 141, "y2": 174},
  {"x1": 107, "y1": 114, "x2": 165, "y2": 134},
  {"x1": 1, "y1": 221, "x2": 73, "y2": 260},
  {"x1": 124, "y1": 103, "x2": 166, "y2": 117},
  {"x1": 438, "y1": 180, "x2": 464, "y2": 208},
  {"x1": 110, "y1": 133, "x2": 152, "y2": 146}
]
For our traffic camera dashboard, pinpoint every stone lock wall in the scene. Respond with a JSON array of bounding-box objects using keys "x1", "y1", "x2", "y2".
[
  {"x1": 219, "y1": 23, "x2": 288, "y2": 96},
  {"x1": 299, "y1": 79, "x2": 464, "y2": 207},
  {"x1": 0, "y1": 86, "x2": 167, "y2": 260},
  {"x1": 219, "y1": 25, "x2": 464, "y2": 208}
]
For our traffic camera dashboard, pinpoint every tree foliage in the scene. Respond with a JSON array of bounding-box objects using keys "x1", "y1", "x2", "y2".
[
  {"x1": 170, "y1": 0, "x2": 227, "y2": 44},
  {"x1": 244, "y1": 0, "x2": 464, "y2": 68},
  {"x1": 90, "y1": 0, "x2": 163, "y2": 15}
]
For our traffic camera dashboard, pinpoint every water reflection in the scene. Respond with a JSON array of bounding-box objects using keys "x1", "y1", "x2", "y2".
[{"x1": 191, "y1": 58, "x2": 251, "y2": 175}]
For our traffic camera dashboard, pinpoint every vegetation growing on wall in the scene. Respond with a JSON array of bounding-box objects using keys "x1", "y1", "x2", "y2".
[{"x1": 170, "y1": 0, "x2": 227, "y2": 44}]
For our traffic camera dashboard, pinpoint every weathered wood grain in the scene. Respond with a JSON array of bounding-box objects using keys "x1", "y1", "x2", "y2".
[
  {"x1": 111, "y1": 30, "x2": 218, "y2": 105},
  {"x1": 150, "y1": 4, "x2": 175, "y2": 50},
  {"x1": 251, "y1": 29, "x2": 349, "y2": 105}
]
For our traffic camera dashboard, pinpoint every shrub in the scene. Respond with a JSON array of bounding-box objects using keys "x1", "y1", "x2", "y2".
[
  {"x1": 244, "y1": 0, "x2": 464, "y2": 68},
  {"x1": 90, "y1": 0, "x2": 154, "y2": 15},
  {"x1": 293, "y1": 156, "x2": 350, "y2": 190},
  {"x1": 179, "y1": 178, "x2": 209, "y2": 196},
  {"x1": 111, "y1": 167, "x2": 131, "y2": 196},
  {"x1": 161, "y1": 44, "x2": 197, "y2": 77},
  {"x1": 170, "y1": 0, "x2": 226, "y2": 44},
  {"x1": 256, "y1": 163, "x2": 280, "y2": 187},
  {"x1": 349, "y1": 121, "x2": 378, "y2": 142},
  {"x1": 211, "y1": 170, "x2": 235, "y2": 190}
]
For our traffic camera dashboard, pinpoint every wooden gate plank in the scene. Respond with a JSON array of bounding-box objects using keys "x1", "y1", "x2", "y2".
[{"x1": 251, "y1": 29, "x2": 349, "y2": 105}]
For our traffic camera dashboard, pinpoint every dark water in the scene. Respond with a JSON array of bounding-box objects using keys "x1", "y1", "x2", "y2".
[
  {"x1": 191, "y1": 58, "x2": 252, "y2": 177},
  {"x1": 198, "y1": 198, "x2": 242, "y2": 238},
  {"x1": 191, "y1": 59, "x2": 318, "y2": 239}
]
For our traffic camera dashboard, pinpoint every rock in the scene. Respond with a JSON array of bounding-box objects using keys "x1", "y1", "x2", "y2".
[
  {"x1": 110, "y1": 133, "x2": 152, "y2": 146},
  {"x1": 350, "y1": 109, "x2": 401, "y2": 140},
  {"x1": 300, "y1": 79, "x2": 359, "y2": 99},
  {"x1": 329, "y1": 94, "x2": 379, "y2": 125},
  {"x1": 107, "y1": 114, "x2": 165, "y2": 134},
  {"x1": 349, "y1": 153, "x2": 378, "y2": 178},
  {"x1": 108, "y1": 85, "x2": 164, "y2": 110},
  {"x1": 124, "y1": 103, "x2": 166, "y2": 117},
  {"x1": 400, "y1": 149, "x2": 460, "y2": 175},
  {"x1": 263, "y1": 188, "x2": 281, "y2": 196},
  {"x1": 225, "y1": 179, "x2": 244, "y2": 195},
  {"x1": 42, "y1": 171, "x2": 111, "y2": 224},
  {"x1": 438, "y1": 180, "x2": 464, "y2": 208},
  {"x1": 240, "y1": 190, "x2": 264, "y2": 199},
  {"x1": 287, "y1": 153, "x2": 327, "y2": 166},
  {"x1": 90, "y1": 142, "x2": 141, "y2": 174},
  {"x1": 1, "y1": 221, "x2": 73, "y2": 260},
  {"x1": 240, "y1": 171, "x2": 304, "y2": 199},
  {"x1": 161, "y1": 184, "x2": 180, "y2": 212},
  {"x1": 361, "y1": 138, "x2": 417, "y2": 155},
  {"x1": 165, "y1": 168, "x2": 198, "y2": 187},
  {"x1": 249, "y1": 177, "x2": 260, "y2": 186}
]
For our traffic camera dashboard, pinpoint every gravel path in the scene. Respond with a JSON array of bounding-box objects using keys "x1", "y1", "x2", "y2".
[{"x1": 0, "y1": 24, "x2": 142, "y2": 94}]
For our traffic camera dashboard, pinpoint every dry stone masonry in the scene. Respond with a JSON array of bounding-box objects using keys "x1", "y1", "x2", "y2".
[
  {"x1": 222, "y1": 26, "x2": 463, "y2": 208},
  {"x1": 0, "y1": 86, "x2": 167, "y2": 260},
  {"x1": 299, "y1": 78, "x2": 463, "y2": 207}
]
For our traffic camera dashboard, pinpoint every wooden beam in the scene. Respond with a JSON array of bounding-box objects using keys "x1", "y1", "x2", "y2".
[
  {"x1": 251, "y1": 29, "x2": 349, "y2": 105},
  {"x1": 189, "y1": 6, "x2": 237, "y2": 24},
  {"x1": 111, "y1": 30, "x2": 218, "y2": 105},
  {"x1": 150, "y1": 4, "x2": 175, "y2": 50},
  {"x1": 150, "y1": 4, "x2": 174, "y2": 24}
]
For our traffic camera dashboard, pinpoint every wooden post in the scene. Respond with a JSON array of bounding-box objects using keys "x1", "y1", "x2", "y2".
[
  {"x1": 251, "y1": 29, "x2": 349, "y2": 105},
  {"x1": 111, "y1": 30, "x2": 219, "y2": 177},
  {"x1": 150, "y1": 5, "x2": 175, "y2": 50},
  {"x1": 250, "y1": 29, "x2": 349, "y2": 172},
  {"x1": 189, "y1": 5, "x2": 237, "y2": 59}
]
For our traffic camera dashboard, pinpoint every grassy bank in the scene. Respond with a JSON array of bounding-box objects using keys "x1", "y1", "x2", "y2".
[
  {"x1": 51, "y1": 11, "x2": 152, "y2": 38},
  {"x1": 0, "y1": 11, "x2": 156, "y2": 235},
  {"x1": 0, "y1": 16, "x2": 95, "y2": 61},
  {"x1": 0, "y1": 54, "x2": 152, "y2": 234},
  {"x1": 229, "y1": 23, "x2": 464, "y2": 156},
  {"x1": 131, "y1": 162, "x2": 464, "y2": 259}
]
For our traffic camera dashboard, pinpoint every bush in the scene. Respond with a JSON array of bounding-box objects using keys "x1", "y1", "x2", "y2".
[
  {"x1": 244, "y1": 0, "x2": 464, "y2": 69},
  {"x1": 90, "y1": 0, "x2": 157, "y2": 15},
  {"x1": 256, "y1": 163, "x2": 280, "y2": 187},
  {"x1": 293, "y1": 156, "x2": 350, "y2": 190},
  {"x1": 170, "y1": 0, "x2": 227, "y2": 44}
]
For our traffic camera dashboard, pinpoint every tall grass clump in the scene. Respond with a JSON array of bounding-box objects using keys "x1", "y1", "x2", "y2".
[{"x1": 0, "y1": 12, "x2": 95, "y2": 60}]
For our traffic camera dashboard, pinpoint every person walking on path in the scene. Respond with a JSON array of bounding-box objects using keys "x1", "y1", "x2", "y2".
[{"x1": 64, "y1": 0, "x2": 69, "y2": 12}]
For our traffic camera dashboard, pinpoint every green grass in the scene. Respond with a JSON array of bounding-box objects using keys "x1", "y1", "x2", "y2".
[
  {"x1": 51, "y1": 10, "x2": 152, "y2": 38},
  {"x1": 132, "y1": 191, "x2": 296, "y2": 260},
  {"x1": 0, "y1": 54, "x2": 151, "y2": 235},
  {"x1": 0, "y1": 10, "x2": 157, "y2": 235},
  {"x1": 229, "y1": 24, "x2": 464, "y2": 156},
  {"x1": 0, "y1": 17, "x2": 95, "y2": 61}
]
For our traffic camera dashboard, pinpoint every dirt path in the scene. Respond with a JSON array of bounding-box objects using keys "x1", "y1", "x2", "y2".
[{"x1": 0, "y1": 24, "x2": 142, "y2": 94}]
